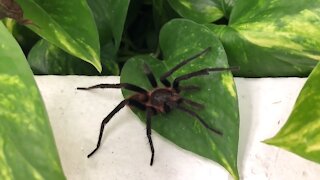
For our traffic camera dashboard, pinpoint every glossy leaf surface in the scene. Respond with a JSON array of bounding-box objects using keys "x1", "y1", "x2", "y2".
[
  {"x1": 88, "y1": 0, "x2": 129, "y2": 49},
  {"x1": 15, "y1": 0, "x2": 101, "y2": 71},
  {"x1": 0, "y1": 22, "x2": 65, "y2": 179},
  {"x1": 121, "y1": 19, "x2": 239, "y2": 179},
  {"x1": 209, "y1": 0, "x2": 320, "y2": 77},
  {"x1": 167, "y1": 0, "x2": 235, "y2": 23},
  {"x1": 27, "y1": 40, "x2": 119, "y2": 75},
  {"x1": 265, "y1": 62, "x2": 320, "y2": 164}
]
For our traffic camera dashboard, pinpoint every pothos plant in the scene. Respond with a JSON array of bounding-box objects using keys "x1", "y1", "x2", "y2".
[{"x1": 0, "y1": 0, "x2": 319, "y2": 179}]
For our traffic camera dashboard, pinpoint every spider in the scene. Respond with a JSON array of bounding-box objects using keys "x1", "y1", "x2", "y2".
[{"x1": 77, "y1": 47, "x2": 238, "y2": 165}]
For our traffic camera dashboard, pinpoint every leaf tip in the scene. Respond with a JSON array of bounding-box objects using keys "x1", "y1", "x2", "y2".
[
  {"x1": 261, "y1": 136, "x2": 280, "y2": 146},
  {"x1": 92, "y1": 58, "x2": 102, "y2": 73}
]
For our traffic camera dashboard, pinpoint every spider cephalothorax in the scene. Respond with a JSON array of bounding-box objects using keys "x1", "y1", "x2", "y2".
[{"x1": 77, "y1": 47, "x2": 238, "y2": 165}]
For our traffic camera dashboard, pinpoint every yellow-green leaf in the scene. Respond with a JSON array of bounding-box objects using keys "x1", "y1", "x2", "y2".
[
  {"x1": 0, "y1": 22, "x2": 65, "y2": 179},
  {"x1": 210, "y1": 0, "x2": 320, "y2": 77},
  {"x1": 15, "y1": 0, "x2": 101, "y2": 71},
  {"x1": 167, "y1": 0, "x2": 225, "y2": 23},
  {"x1": 264, "y1": 62, "x2": 320, "y2": 164}
]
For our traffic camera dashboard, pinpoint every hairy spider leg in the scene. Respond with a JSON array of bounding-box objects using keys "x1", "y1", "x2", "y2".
[
  {"x1": 87, "y1": 99, "x2": 129, "y2": 157},
  {"x1": 177, "y1": 105, "x2": 223, "y2": 135},
  {"x1": 142, "y1": 63, "x2": 158, "y2": 165},
  {"x1": 86, "y1": 99, "x2": 147, "y2": 158},
  {"x1": 77, "y1": 83, "x2": 147, "y2": 94},
  {"x1": 77, "y1": 83, "x2": 149, "y2": 158},
  {"x1": 143, "y1": 63, "x2": 158, "y2": 88},
  {"x1": 172, "y1": 67, "x2": 240, "y2": 90},
  {"x1": 146, "y1": 108, "x2": 156, "y2": 165},
  {"x1": 160, "y1": 47, "x2": 212, "y2": 87}
]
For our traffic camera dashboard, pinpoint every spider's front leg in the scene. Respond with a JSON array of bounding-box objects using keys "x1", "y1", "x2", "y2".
[
  {"x1": 143, "y1": 63, "x2": 158, "y2": 88},
  {"x1": 86, "y1": 98, "x2": 147, "y2": 158},
  {"x1": 87, "y1": 99, "x2": 129, "y2": 157},
  {"x1": 77, "y1": 83, "x2": 147, "y2": 94},
  {"x1": 172, "y1": 66, "x2": 239, "y2": 90},
  {"x1": 146, "y1": 108, "x2": 156, "y2": 165},
  {"x1": 159, "y1": 47, "x2": 212, "y2": 87}
]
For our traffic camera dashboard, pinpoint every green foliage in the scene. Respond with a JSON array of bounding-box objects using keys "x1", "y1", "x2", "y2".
[
  {"x1": 121, "y1": 19, "x2": 239, "y2": 179},
  {"x1": 209, "y1": 0, "x2": 320, "y2": 77},
  {"x1": 167, "y1": 0, "x2": 236, "y2": 23},
  {"x1": 87, "y1": 0, "x2": 130, "y2": 61},
  {"x1": 167, "y1": 0, "x2": 224, "y2": 23},
  {"x1": 15, "y1": 0, "x2": 102, "y2": 71},
  {"x1": 2, "y1": 19, "x2": 40, "y2": 54},
  {"x1": 264, "y1": 62, "x2": 320, "y2": 164},
  {"x1": 1, "y1": 0, "x2": 320, "y2": 179},
  {"x1": 27, "y1": 39, "x2": 119, "y2": 75},
  {"x1": 0, "y1": 22, "x2": 65, "y2": 180}
]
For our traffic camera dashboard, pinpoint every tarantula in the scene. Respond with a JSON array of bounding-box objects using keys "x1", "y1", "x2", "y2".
[{"x1": 77, "y1": 47, "x2": 238, "y2": 165}]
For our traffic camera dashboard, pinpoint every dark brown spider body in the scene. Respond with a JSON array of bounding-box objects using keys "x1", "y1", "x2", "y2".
[
  {"x1": 129, "y1": 87, "x2": 181, "y2": 113},
  {"x1": 77, "y1": 47, "x2": 239, "y2": 166},
  {"x1": 150, "y1": 88, "x2": 180, "y2": 113}
]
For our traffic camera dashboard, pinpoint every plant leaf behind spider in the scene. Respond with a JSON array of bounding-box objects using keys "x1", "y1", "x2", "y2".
[{"x1": 121, "y1": 19, "x2": 239, "y2": 179}]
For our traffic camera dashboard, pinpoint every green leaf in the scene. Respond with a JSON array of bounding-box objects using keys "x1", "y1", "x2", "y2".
[
  {"x1": 27, "y1": 0, "x2": 129, "y2": 76},
  {"x1": 121, "y1": 19, "x2": 239, "y2": 179},
  {"x1": 2, "y1": 18, "x2": 40, "y2": 54},
  {"x1": 0, "y1": 22, "x2": 65, "y2": 179},
  {"x1": 167, "y1": 0, "x2": 225, "y2": 23},
  {"x1": 27, "y1": 39, "x2": 119, "y2": 75},
  {"x1": 264, "y1": 62, "x2": 320, "y2": 164},
  {"x1": 87, "y1": 0, "x2": 130, "y2": 49},
  {"x1": 152, "y1": 0, "x2": 179, "y2": 31},
  {"x1": 209, "y1": 0, "x2": 320, "y2": 77},
  {"x1": 220, "y1": 0, "x2": 235, "y2": 18},
  {"x1": 15, "y1": 0, "x2": 101, "y2": 71},
  {"x1": 121, "y1": 2, "x2": 159, "y2": 53}
]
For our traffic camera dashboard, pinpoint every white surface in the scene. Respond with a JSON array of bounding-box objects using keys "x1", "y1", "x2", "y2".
[{"x1": 35, "y1": 76, "x2": 320, "y2": 180}]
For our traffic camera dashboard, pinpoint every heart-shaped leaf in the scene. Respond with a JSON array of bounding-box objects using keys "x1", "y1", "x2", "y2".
[
  {"x1": 15, "y1": 0, "x2": 101, "y2": 71},
  {"x1": 264, "y1": 62, "x2": 320, "y2": 164},
  {"x1": 167, "y1": 0, "x2": 235, "y2": 23},
  {"x1": 209, "y1": 0, "x2": 320, "y2": 77},
  {"x1": 121, "y1": 19, "x2": 239, "y2": 179},
  {"x1": 0, "y1": 22, "x2": 65, "y2": 179}
]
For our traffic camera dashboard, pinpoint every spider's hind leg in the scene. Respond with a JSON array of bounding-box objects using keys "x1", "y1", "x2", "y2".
[
  {"x1": 177, "y1": 105, "x2": 223, "y2": 135},
  {"x1": 181, "y1": 98, "x2": 204, "y2": 110},
  {"x1": 178, "y1": 85, "x2": 200, "y2": 91}
]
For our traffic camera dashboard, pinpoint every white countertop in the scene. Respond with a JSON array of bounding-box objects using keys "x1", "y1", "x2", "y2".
[{"x1": 35, "y1": 76, "x2": 320, "y2": 180}]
